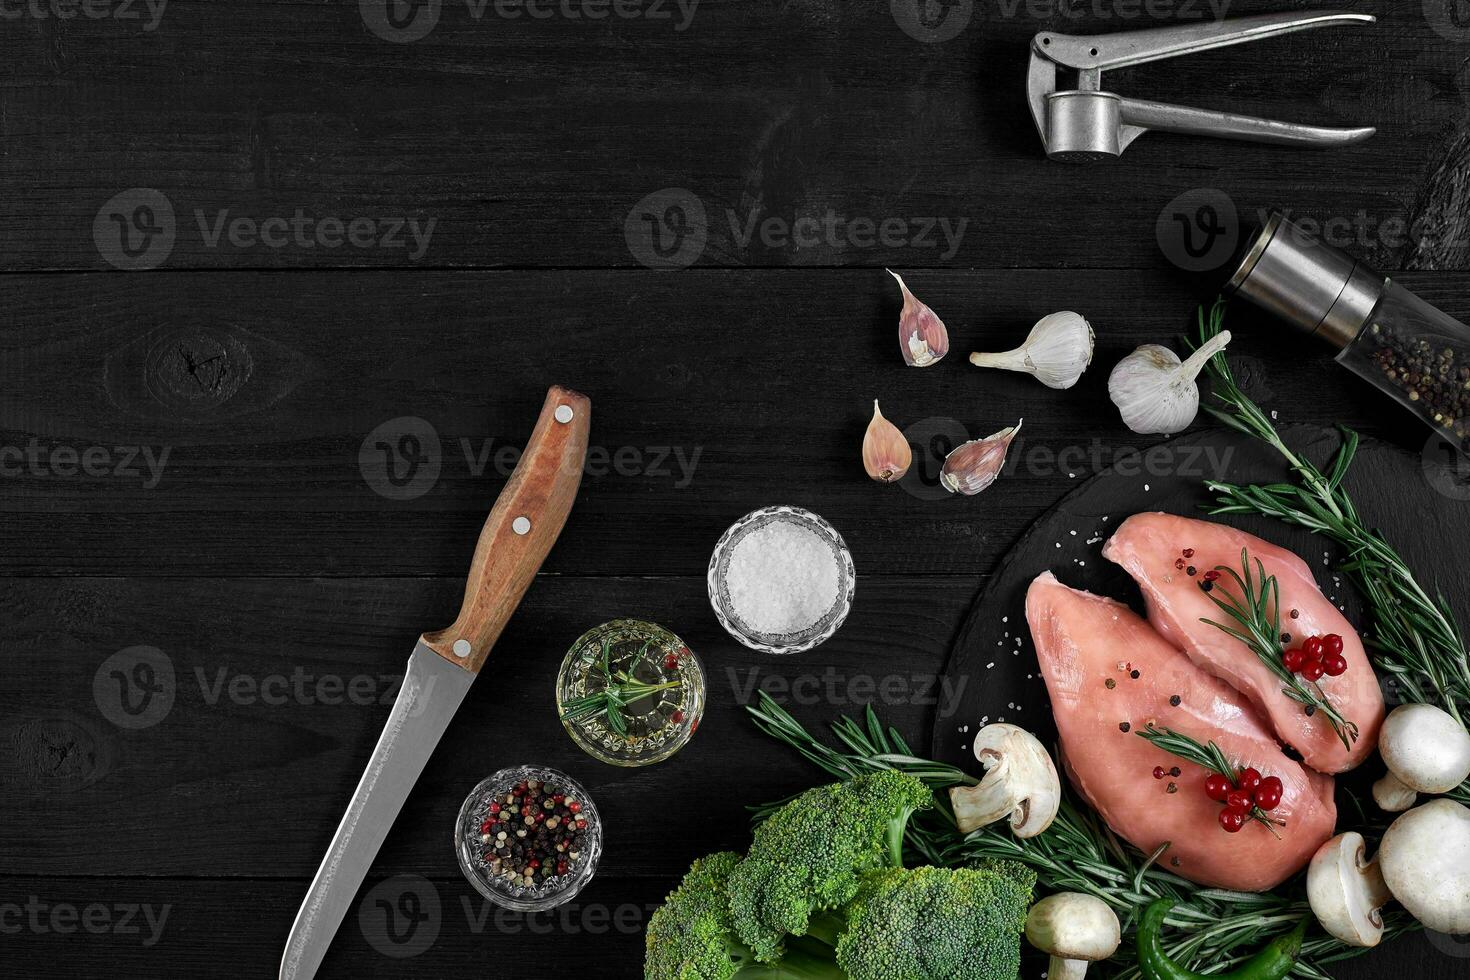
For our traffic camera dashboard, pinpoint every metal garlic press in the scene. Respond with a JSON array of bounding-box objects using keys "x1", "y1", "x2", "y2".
[{"x1": 1027, "y1": 10, "x2": 1376, "y2": 162}]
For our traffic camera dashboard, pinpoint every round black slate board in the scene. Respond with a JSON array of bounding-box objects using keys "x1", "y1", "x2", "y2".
[{"x1": 931, "y1": 424, "x2": 1470, "y2": 773}]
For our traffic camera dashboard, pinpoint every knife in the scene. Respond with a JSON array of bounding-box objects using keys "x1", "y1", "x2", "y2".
[{"x1": 280, "y1": 385, "x2": 591, "y2": 980}]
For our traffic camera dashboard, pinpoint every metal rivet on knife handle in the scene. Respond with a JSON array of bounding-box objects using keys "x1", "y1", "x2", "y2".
[
  {"x1": 452, "y1": 639, "x2": 472, "y2": 658},
  {"x1": 419, "y1": 385, "x2": 591, "y2": 674}
]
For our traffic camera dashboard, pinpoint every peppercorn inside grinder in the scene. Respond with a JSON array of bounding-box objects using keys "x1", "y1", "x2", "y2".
[
  {"x1": 455, "y1": 766, "x2": 602, "y2": 911},
  {"x1": 1226, "y1": 212, "x2": 1470, "y2": 456}
]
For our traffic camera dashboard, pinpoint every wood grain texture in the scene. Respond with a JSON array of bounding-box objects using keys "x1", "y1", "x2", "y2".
[
  {"x1": 0, "y1": 0, "x2": 1464, "y2": 270},
  {"x1": 421, "y1": 385, "x2": 590, "y2": 669},
  {"x1": 7, "y1": 1, "x2": 1470, "y2": 976},
  {"x1": 3, "y1": 269, "x2": 1469, "y2": 579}
]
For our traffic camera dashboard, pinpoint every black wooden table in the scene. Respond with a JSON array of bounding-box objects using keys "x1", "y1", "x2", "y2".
[{"x1": 4, "y1": 1, "x2": 1469, "y2": 977}]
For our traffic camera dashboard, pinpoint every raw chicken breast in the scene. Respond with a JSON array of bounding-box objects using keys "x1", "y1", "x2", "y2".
[
  {"x1": 1103, "y1": 513, "x2": 1383, "y2": 774},
  {"x1": 1027, "y1": 572, "x2": 1337, "y2": 892}
]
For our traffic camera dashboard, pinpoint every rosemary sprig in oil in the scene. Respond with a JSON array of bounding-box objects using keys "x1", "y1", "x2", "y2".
[
  {"x1": 1200, "y1": 548, "x2": 1359, "y2": 751},
  {"x1": 1137, "y1": 724, "x2": 1284, "y2": 837},
  {"x1": 559, "y1": 637, "x2": 681, "y2": 738}
]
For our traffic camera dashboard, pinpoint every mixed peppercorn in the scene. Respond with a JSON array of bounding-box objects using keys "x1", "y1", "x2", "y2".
[
  {"x1": 1364, "y1": 325, "x2": 1470, "y2": 451},
  {"x1": 475, "y1": 778, "x2": 590, "y2": 889}
]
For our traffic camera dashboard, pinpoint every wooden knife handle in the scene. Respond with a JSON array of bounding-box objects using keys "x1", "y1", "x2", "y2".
[{"x1": 421, "y1": 385, "x2": 590, "y2": 673}]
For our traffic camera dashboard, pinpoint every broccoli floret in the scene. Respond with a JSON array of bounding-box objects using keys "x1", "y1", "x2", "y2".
[
  {"x1": 645, "y1": 852, "x2": 754, "y2": 980},
  {"x1": 726, "y1": 770, "x2": 932, "y2": 962},
  {"x1": 835, "y1": 864, "x2": 1033, "y2": 980}
]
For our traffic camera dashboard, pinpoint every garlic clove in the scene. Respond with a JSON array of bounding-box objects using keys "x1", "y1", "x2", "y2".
[
  {"x1": 940, "y1": 420, "x2": 1022, "y2": 495},
  {"x1": 889, "y1": 269, "x2": 949, "y2": 367},
  {"x1": 1107, "y1": 331, "x2": 1231, "y2": 435},
  {"x1": 969, "y1": 311, "x2": 1095, "y2": 390},
  {"x1": 862, "y1": 399, "x2": 912, "y2": 483}
]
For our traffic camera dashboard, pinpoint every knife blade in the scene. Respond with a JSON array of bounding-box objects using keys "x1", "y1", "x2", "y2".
[{"x1": 280, "y1": 385, "x2": 591, "y2": 980}]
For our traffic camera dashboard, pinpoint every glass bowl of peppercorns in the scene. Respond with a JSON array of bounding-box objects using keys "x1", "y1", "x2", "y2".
[{"x1": 454, "y1": 765, "x2": 602, "y2": 911}]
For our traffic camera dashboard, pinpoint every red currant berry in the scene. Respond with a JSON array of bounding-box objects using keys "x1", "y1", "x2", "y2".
[
  {"x1": 1303, "y1": 636, "x2": 1324, "y2": 659},
  {"x1": 1253, "y1": 776, "x2": 1284, "y2": 811},
  {"x1": 1323, "y1": 654, "x2": 1348, "y2": 677},
  {"x1": 1225, "y1": 789, "x2": 1252, "y2": 811},
  {"x1": 1324, "y1": 634, "x2": 1344, "y2": 656},
  {"x1": 663, "y1": 653, "x2": 679, "y2": 671},
  {"x1": 1282, "y1": 649, "x2": 1305, "y2": 672},
  {"x1": 1301, "y1": 661, "x2": 1326, "y2": 681},
  {"x1": 1204, "y1": 774, "x2": 1232, "y2": 801},
  {"x1": 1219, "y1": 808, "x2": 1248, "y2": 833},
  {"x1": 1238, "y1": 767, "x2": 1262, "y2": 793}
]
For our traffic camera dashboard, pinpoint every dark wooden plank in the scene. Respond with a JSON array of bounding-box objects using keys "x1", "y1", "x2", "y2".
[
  {"x1": 0, "y1": 0, "x2": 1464, "y2": 270},
  {"x1": 0, "y1": 573, "x2": 977, "y2": 877},
  {"x1": 6, "y1": 268, "x2": 1466, "y2": 577}
]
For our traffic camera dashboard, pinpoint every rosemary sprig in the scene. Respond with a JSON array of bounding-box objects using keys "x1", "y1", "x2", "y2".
[
  {"x1": 746, "y1": 694, "x2": 1414, "y2": 980},
  {"x1": 1137, "y1": 725, "x2": 1284, "y2": 837},
  {"x1": 1192, "y1": 298, "x2": 1470, "y2": 803},
  {"x1": 558, "y1": 637, "x2": 681, "y2": 738},
  {"x1": 1200, "y1": 548, "x2": 1359, "y2": 751}
]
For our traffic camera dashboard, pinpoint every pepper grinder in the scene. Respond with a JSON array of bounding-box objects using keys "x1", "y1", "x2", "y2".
[{"x1": 1226, "y1": 213, "x2": 1470, "y2": 455}]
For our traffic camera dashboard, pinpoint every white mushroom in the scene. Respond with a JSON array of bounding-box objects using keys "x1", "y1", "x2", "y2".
[
  {"x1": 948, "y1": 723, "x2": 1061, "y2": 837},
  {"x1": 1307, "y1": 799, "x2": 1470, "y2": 944},
  {"x1": 1024, "y1": 892, "x2": 1121, "y2": 980},
  {"x1": 1306, "y1": 832, "x2": 1392, "y2": 946},
  {"x1": 1378, "y1": 798, "x2": 1470, "y2": 935},
  {"x1": 1372, "y1": 703, "x2": 1470, "y2": 812}
]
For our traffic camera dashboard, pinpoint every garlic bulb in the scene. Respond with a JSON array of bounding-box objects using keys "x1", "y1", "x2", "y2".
[
  {"x1": 889, "y1": 269, "x2": 949, "y2": 367},
  {"x1": 941, "y1": 420, "x2": 1022, "y2": 495},
  {"x1": 970, "y1": 312, "x2": 1094, "y2": 389},
  {"x1": 1108, "y1": 331, "x2": 1232, "y2": 434},
  {"x1": 862, "y1": 399, "x2": 912, "y2": 483}
]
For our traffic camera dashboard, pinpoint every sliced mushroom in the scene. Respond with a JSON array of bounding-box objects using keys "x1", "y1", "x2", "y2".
[
  {"x1": 1308, "y1": 799, "x2": 1470, "y2": 942},
  {"x1": 1024, "y1": 892, "x2": 1121, "y2": 980},
  {"x1": 1372, "y1": 703, "x2": 1470, "y2": 812},
  {"x1": 1306, "y1": 832, "x2": 1392, "y2": 946},
  {"x1": 1379, "y1": 798, "x2": 1470, "y2": 935},
  {"x1": 948, "y1": 723, "x2": 1061, "y2": 837}
]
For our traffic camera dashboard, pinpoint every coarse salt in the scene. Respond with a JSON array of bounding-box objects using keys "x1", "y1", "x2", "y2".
[{"x1": 725, "y1": 519, "x2": 839, "y2": 635}]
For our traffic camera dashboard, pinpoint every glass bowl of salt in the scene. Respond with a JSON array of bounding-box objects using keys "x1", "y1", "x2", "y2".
[{"x1": 707, "y1": 505, "x2": 855, "y2": 655}]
